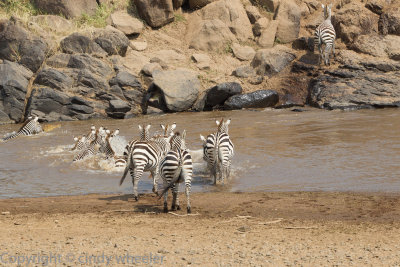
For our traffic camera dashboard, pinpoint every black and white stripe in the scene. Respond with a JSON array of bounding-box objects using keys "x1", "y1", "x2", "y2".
[
  {"x1": 314, "y1": 3, "x2": 336, "y2": 66},
  {"x1": 159, "y1": 130, "x2": 193, "y2": 213},
  {"x1": 2, "y1": 116, "x2": 43, "y2": 141},
  {"x1": 119, "y1": 123, "x2": 176, "y2": 201},
  {"x1": 73, "y1": 127, "x2": 107, "y2": 161},
  {"x1": 71, "y1": 125, "x2": 96, "y2": 151},
  {"x1": 200, "y1": 118, "x2": 234, "y2": 185}
]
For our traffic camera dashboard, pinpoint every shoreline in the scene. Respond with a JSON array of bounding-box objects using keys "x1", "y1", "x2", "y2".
[{"x1": 1, "y1": 191, "x2": 400, "y2": 266}]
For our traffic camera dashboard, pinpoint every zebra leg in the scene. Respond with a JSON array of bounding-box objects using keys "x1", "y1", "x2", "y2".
[
  {"x1": 150, "y1": 170, "x2": 159, "y2": 196},
  {"x1": 132, "y1": 165, "x2": 144, "y2": 201},
  {"x1": 163, "y1": 180, "x2": 169, "y2": 213},
  {"x1": 185, "y1": 180, "x2": 191, "y2": 214},
  {"x1": 332, "y1": 41, "x2": 336, "y2": 59},
  {"x1": 171, "y1": 182, "x2": 180, "y2": 211},
  {"x1": 324, "y1": 45, "x2": 331, "y2": 66}
]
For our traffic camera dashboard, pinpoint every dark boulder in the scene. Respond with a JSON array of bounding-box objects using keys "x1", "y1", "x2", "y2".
[
  {"x1": 109, "y1": 71, "x2": 142, "y2": 89},
  {"x1": 133, "y1": 0, "x2": 174, "y2": 28},
  {"x1": 35, "y1": 68, "x2": 74, "y2": 90},
  {"x1": 224, "y1": 90, "x2": 279, "y2": 110},
  {"x1": 28, "y1": 87, "x2": 71, "y2": 120},
  {"x1": 67, "y1": 54, "x2": 113, "y2": 77},
  {"x1": 204, "y1": 82, "x2": 242, "y2": 111},
  {"x1": 60, "y1": 33, "x2": 107, "y2": 57},
  {"x1": 0, "y1": 18, "x2": 49, "y2": 72},
  {"x1": 94, "y1": 28, "x2": 130, "y2": 57},
  {"x1": 309, "y1": 65, "x2": 400, "y2": 109},
  {"x1": 0, "y1": 61, "x2": 33, "y2": 122},
  {"x1": 107, "y1": 99, "x2": 131, "y2": 119}
]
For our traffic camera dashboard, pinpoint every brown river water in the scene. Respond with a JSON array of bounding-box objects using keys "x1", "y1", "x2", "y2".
[{"x1": 0, "y1": 108, "x2": 399, "y2": 198}]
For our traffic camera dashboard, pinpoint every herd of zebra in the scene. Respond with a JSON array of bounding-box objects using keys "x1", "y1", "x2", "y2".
[{"x1": 1, "y1": 116, "x2": 234, "y2": 214}]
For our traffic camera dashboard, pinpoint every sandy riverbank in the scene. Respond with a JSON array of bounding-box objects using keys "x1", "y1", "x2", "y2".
[{"x1": 1, "y1": 192, "x2": 400, "y2": 266}]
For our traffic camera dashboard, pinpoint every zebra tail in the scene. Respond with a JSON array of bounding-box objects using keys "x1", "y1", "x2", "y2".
[
  {"x1": 158, "y1": 177, "x2": 179, "y2": 199},
  {"x1": 119, "y1": 152, "x2": 132, "y2": 186}
]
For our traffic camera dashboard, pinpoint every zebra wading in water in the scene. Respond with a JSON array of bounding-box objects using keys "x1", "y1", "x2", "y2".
[
  {"x1": 159, "y1": 130, "x2": 193, "y2": 213},
  {"x1": 200, "y1": 118, "x2": 234, "y2": 185},
  {"x1": 73, "y1": 126, "x2": 108, "y2": 161},
  {"x1": 314, "y1": 3, "x2": 336, "y2": 66},
  {"x1": 119, "y1": 123, "x2": 176, "y2": 201},
  {"x1": 71, "y1": 125, "x2": 96, "y2": 151},
  {"x1": 2, "y1": 116, "x2": 43, "y2": 141}
]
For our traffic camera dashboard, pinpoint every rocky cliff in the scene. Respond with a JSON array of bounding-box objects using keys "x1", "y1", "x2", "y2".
[{"x1": 0, "y1": 0, "x2": 399, "y2": 123}]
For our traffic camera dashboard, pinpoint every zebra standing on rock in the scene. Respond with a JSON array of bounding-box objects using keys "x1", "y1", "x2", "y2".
[
  {"x1": 119, "y1": 123, "x2": 176, "y2": 201},
  {"x1": 2, "y1": 116, "x2": 43, "y2": 141},
  {"x1": 159, "y1": 130, "x2": 193, "y2": 214},
  {"x1": 314, "y1": 3, "x2": 336, "y2": 66},
  {"x1": 200, "y1": 118, "x2": 234, "y2": 185}
]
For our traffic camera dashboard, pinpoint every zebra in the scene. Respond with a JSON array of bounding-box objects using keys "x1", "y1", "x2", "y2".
[
  {"x1": 73, "y1": 126, "x2": 107, "y2": 161},
  {"x1": 119, "y1": 123, "x2": 176, "y2": 201},
  {"x1": 200, "y1": 118, "x2": 234, "y2": 185},
  {"x1": 2, "y1": 116, "x2": 43, "y2": 141},
  {"x1": 159, "y1": 130, "x2": 193, "y2": 214},
  {"x1": 71, "y1": 125, "x2": 96, "y2": 151},
  {"x1": 314, "y1": 3, "x2": 336, "y2": 66},
  {"x1": 123, "y1": 124, "x2": 152, "y2": 163}
]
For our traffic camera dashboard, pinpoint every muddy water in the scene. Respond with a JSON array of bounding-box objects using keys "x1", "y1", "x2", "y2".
[{"x1": 0, "y1": 108, "x2": 399, "y2": 198}]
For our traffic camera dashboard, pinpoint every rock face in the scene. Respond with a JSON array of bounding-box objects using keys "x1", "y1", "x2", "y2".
[
  {"x1": 258, "y1": 20, "x2": 278, "y2": 48},
  {"x1": 94, "y1": 27, "x2": 130, "y2": 56},
  {"x1": 189, "y1": 0, "x2": 217, "y2": 9},
  {"x1": 309, "y1": 53, "x2": 400, "y2": 109},
  {"x1": 204, "y1": 82, "x2": 242, "y2": 110},
  {"x1": 60, "y1": 33, "x2": 106, "y2": 57},
  {"x1": 245, "y1": 5, "x2": 261, "y2": 24},
  {"x1": 30, "y1": 15, "x2": 74, "y2": 34},
  {"x1": 251, "y1": 45, "x2": 296, "y2": 76},
  {"x1": 231, "y1": 43, "x2": 256, "y2": 61},
  {"x1": 0, "y1": 61, "x2": 33, "y2": 122},
  {"x1": 0, "y1": 18, "x2": 49, "y2": 72},
  {"x1": 224, "y1": 90, "x2": 279, "y2": 109},
  {"x1": 332, "y1": 3, "x2": 379, "y2": 44},
  {"x1": 189, "y1": 19, "x2": 237, "y2": 51},
  {"x1": 134, "y1": 0, "x2": 174, "y2": 28},
  {"x1": 351, "y1": 34, "x2": 400, "y2": 60},
  {"x1": 275, "y1": 0, "x2": 301, "y2": 43},
  {"x1": 111, "y1": 11, "x2": 144, "y2": 36},
  {"x1": 198, "y1": 0, "x2": 252, "y2": 41},
  {"x1": 256, "y1": 0, "x2": 280, "y2": 13},
  {"x1": 33, "y1": 0, "x2": 98, "y2": 19},
  {"x1": 150, "y1": 69, "x2": 200, "y2": 112},
  {"x1": 379, "y1": 8, "x2": 400, "y2": 36}
]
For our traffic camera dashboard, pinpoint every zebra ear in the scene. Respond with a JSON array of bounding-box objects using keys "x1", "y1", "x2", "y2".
[
  {"x1": 138, "y1": 125, "x2": 143, "y2": 131},
  {"x1": 146, "y1": 124, "x2": 151, "y2": 131},
  {"x1": 106, "y1": 129, "x2": 111, "y2": 135},
  {"x1": 160, "y1": 124, "x2": 165, "y2": 131},
  {"x1": 200, "y1": 134, "x2": 206, "y2": 143},
  {"x1": 74, "y1": 137, "x2": 78, "y2": 142},
  {"x1": 91, "y1": 125, "x2": 95, "y2": 130},
  {"x1": 328, "y1": 3, "x2": 332, "y2": 9},
  {"x1": 182, "y1": 130, "x2": 186, "y2": 140},
  {"x1": 321, "y1": 4, "x2": 325, "y2": 9},
  {"x1": 226, "y1": 119, "x2": 231, "y2": 126},
  {"x1": 171, "y1": 123, "x2": 177, "y2": 131},
  {"x1": 216, "y1": 120, "x2": 220, "y2": 126},
  {"x1": 82, "y1": 136, "x2": 86, "y2": 142}
]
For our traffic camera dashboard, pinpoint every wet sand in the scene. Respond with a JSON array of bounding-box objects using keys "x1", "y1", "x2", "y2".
[{"x1": 1, "y1": 192, "x2": 400, "y2": 266}]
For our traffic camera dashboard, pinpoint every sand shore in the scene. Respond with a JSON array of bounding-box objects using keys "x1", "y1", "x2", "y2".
[{"x1": 1, "y1": 192, "x2": 400, "y2": 266}]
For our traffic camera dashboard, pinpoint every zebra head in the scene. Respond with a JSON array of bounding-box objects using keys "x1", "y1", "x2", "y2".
[
  {"x1": 216, "y1": 118, "x2": 231, "y2": 134},
  {"x1": 138, "y1": 124, "x2": 151, "y2": 141},
  {"x1": 161, "y1": 122, "x2": 177, "y2": 137},
  {"x1": 322, "y1": 3, "x2": 332, "y2": 20},
  {"x1": 170, "y1": 130, "x2": 187, "y2": 151}
]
